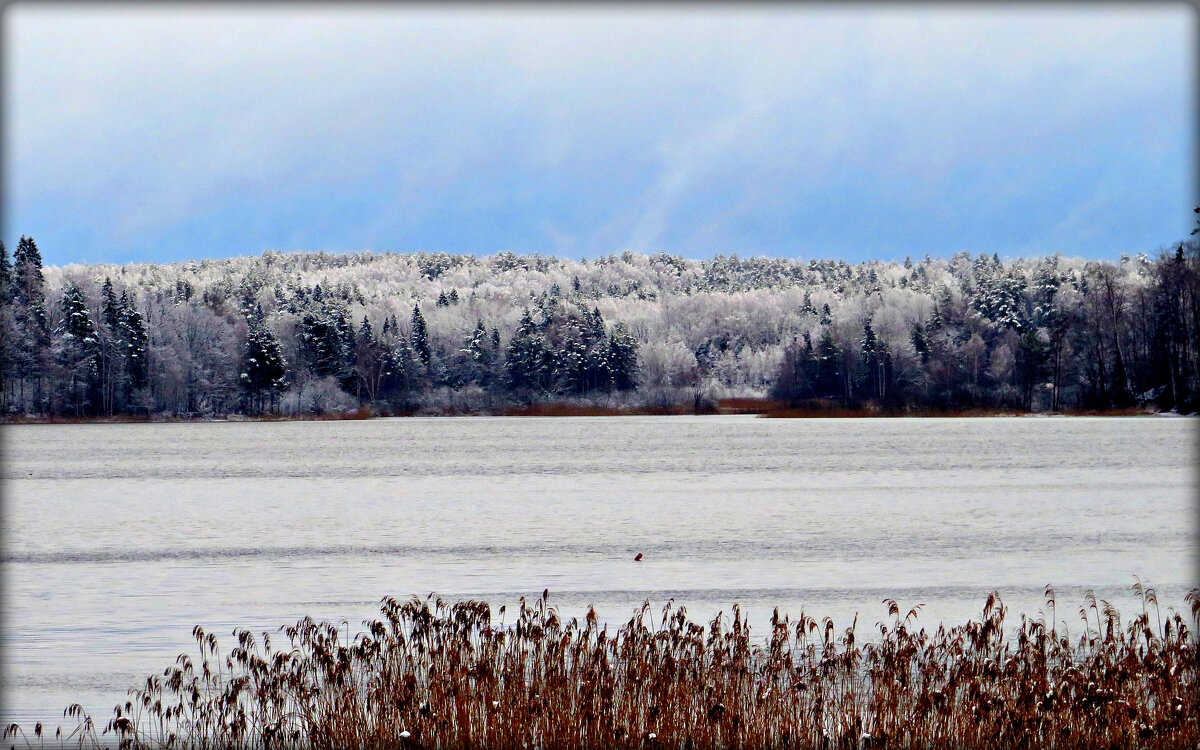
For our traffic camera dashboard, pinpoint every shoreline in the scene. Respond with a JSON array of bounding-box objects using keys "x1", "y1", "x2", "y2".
[{"x1": 0, "y1": 400, "x2": 1181, "y2": 425}]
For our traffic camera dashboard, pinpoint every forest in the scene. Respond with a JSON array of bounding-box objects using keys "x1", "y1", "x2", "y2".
[{"x1": 1, "y1": 230, "x2": 1197, "y2": 419}]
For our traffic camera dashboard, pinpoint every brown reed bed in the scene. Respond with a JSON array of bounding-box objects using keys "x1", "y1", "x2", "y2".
[
  {"x1": 491, "y1": 403, "x2": 640, "y2": 417},
  {"x1": 757, "y1": 403, "x2": 1158, "y2": 418},
  {"x1": 6, "y1": 586, "x2": 1198, "y2": 750}
]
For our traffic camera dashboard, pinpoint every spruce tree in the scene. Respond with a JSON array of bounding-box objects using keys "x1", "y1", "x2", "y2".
[
  {"x1": 911, "y1": 322, "x2": 930, "y2": 364},
  {"x1": 607, "y1": 321, "x2": 639, "y2": 391},
  {"x1": 54, "y1": 283, "x2": 101, "y2": 414},
  {"x1": 582, "y1": 307, "x2": 611, "y2": 391},
  {"x1": 815, "y1": 330, "x2": 842, "y2": 398},
  {"x1": 99, "y1": 278, "x2": 125, "y2": 415},
  {"x1": 0, "y1": 241, "x2": 11, "y2": 306},
  {"x1": 462, "y1": 320, "x2": 493, "y2": 387},
  {"x1": 410, "y1": 304, "x2": 431, "y2": 366},
  {"x1": 380, "y1": 336, "x2": 413, "y2": 406},
  {"x1": 299, "y1": 305, "x2": 354, "y2": 386},
  {"x1": 465, "y1": 320, "x2": 491, "y2": 365},
  {"x1": 354, "y1": 316, "x2": 387, "y2": 401},
  {"x1": 241, "y1": 323, "x2": 288, "y2": 414},
  {"x1": 505, "y1": 309, "x2": 546, "y2": 393},
  {"x1": 0, "y1": 242, "x2": 12, "y2": 410},
  {"x1": 121, "y1": 292, "x2": 149, "y2": 397},
  {"x1": 12, "y1": 236, "x2": 50, "y2": 409}
]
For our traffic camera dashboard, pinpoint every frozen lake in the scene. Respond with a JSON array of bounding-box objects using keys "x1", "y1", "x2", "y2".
[{"x1": 2, "y1": 415, "x2": 1196, "y2": 728}]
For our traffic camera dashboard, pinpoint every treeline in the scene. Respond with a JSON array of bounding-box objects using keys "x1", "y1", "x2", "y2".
[
  {"x1": 0, "y1": 230, "x2": 1197, "y2": 419},
  {"x1": 772, "y1": 245, "x2": 1200, "y2": 413}
]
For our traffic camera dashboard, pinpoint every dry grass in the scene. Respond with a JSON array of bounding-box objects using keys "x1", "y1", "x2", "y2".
[
  {"x1": 254, "y1": 408, "x2": 376, "y2": 422},
  {"x1": 758, "y1": 403, "x2": 1158, "y2": 418},
  {"x1": 493, "y1": 403, "x2": 638, "y2": 417},
  {"x1": 714, "y1": 398, "x2": 780, "y2": 414},
  {"x1": 6, "y1": 585, "x2": 1197, "y2": 750}
]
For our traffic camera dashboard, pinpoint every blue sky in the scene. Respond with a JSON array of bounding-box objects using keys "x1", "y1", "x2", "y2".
[{"x1": 3, "y1": 3, "x2": 1195, "y2": 266}]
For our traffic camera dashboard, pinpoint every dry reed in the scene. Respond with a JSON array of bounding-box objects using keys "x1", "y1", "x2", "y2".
[{"x1": 6, "y1": 585, "x2": 1197, "y2": 750}]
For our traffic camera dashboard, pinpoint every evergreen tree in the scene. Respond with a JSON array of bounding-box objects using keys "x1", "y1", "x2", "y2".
[
  {"x1": 608, "y1": 321, "x2": 639, "y2": 391},
  {"x1": 582, "y1": 308, "x2": 613, "y2": 391},
  {"x1": 911, "y1": 322, "x2": 930, "y2": 364},
  {"x1": 353, "y1": 316, "x2": 391, "y2": 401},
  {"x1": 460, "y1": 320, "x2": 495, "y2": 388},
  {"x1": 241, "y1": 323, "x2": 288, "y2": 414},
  {"x1": 505, "y1": 309, "x2": 547, "y2": 393},
  {"x1": 465, "y1": 320, "x2": 492, "y2": 364},
  {"x1": 0, "y1": 242, "x2": 13, "y2": 410},
  {"x1": 772, "y1": 333, "x2": 818, "y2": 403},
  {"x1": 0, "y1": 241, "x2": 11, "y2": 306},
  {"x1": 410, "y1": 304, "x2": 431, "y2": 366},
  {"x1": 11, "y1": 236, "x2": 50, "y2": 410},
  {"x1": 54, "y1": 283, "x2": 101, "y2": 414},
  {"x1": 101, "y1": 279, "x2": 121, "y2": 331},
  {"x1": 299, "y1": 306, "x2": 354, "y2": 387},
  {"x1": 859, "y1": 319, "x2": 887, "y2": 401},
  {"x1": 98, "y1": 278, "x2": 126, "y2": 415},
  {"x1": 1016, "y1": 328, "x2": 1046, "y2": 411},
  {"x1": 379, "y1": 337, "x2": 413, "y2": 406},
  {"x1": 815, "y1": 330, "x2": 842, "y2": 398},
  {"x1": 121, "y1": 292, "x2": 149, "y2": 398}
]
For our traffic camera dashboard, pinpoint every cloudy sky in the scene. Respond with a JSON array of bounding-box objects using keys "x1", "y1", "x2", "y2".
[{"x1": 4, "y1": 3, "x2": 1194, "y2": 266}]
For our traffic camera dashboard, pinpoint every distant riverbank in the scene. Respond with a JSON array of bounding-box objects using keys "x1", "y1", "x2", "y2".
[{"x1": 1, "y1": 399, "x2": 1178, "y2": 425}]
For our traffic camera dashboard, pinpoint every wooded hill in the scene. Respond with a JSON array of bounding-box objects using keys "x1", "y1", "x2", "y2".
[{"x1": 2, "y1": 235, "x2": 1197, "y2": 418}]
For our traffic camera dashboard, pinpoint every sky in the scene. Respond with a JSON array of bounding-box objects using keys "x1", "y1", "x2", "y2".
[{"x1": 3, "y1": 3, "x2": 1195, "y2": 266}]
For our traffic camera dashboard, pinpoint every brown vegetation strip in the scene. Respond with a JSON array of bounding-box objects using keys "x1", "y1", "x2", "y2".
[
  {"x1": 1, "y1": 402, "x2": 1164, "y2": 424},
  {"x1": 7, "y1": 586, "x2": 1197, "y2": 749}
]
